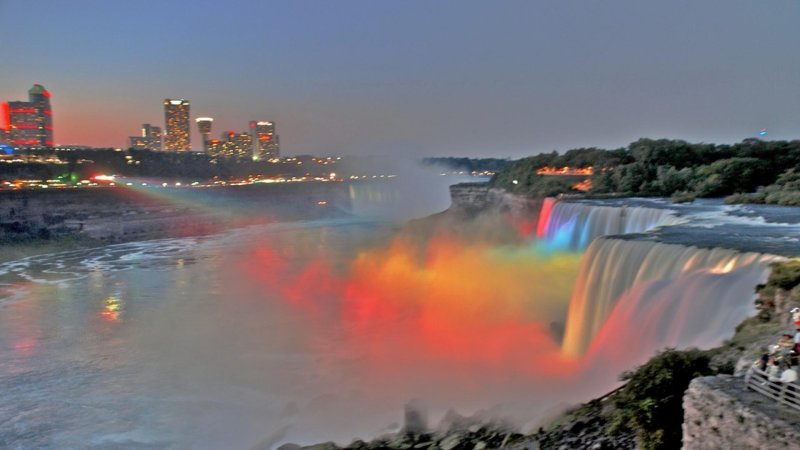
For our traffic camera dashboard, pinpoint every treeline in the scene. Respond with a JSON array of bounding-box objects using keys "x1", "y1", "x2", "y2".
[
  {"x1": 422, "y1": 157, "x2": 510, "y2": 173},
  {"x1": 0, "y1": 148, "x2": 319, "y2": 182},
  {"x1": 491, "y1": 138, "x2": 800, "y2": 203}
]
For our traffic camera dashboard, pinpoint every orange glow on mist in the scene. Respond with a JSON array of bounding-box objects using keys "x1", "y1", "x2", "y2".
[{"x1": 238, "y1": 234, "x2": 583, "y2": 379}]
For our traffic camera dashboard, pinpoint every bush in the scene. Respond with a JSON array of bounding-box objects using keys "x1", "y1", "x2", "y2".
[
  {"x1": 759, "y1": 260, "x2": 800, "y2": 294},
  {"x1": 609, "y1": 349, "x2": 714, "y2": 450},
  {"x1": 671, "y1": 191, "x2": 696, "y2": 204}
]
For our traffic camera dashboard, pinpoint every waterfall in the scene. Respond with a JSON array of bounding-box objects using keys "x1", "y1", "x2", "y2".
[
  {"x1": 536, "y1": 199, "x2": 681, "y2": 250},
  {"x1": 561, "y1": 238, "x2": 781, "y2": 358}
]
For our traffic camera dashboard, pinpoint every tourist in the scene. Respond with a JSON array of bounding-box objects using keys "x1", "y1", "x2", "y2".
[
  {"x1": 767, "y1": 358, "x2": 782, "y2": 382},
  {"x1": 774, "y1": 334, "x2": 795, "y2": 365},
  {"x1": 780, "y1": 365, "x2": 798, "y2": 384},
  {"x1": 754, "y1": 353, "x2": 769, "y2": 371},
  {"x1": 794, "y1": 327, "x2": 800, "y2": 353},
  {"x1": 792, "y1": 307, "x2": 800, "y2": 329}
]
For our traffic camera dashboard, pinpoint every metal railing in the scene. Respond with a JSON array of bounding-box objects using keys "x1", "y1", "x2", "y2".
[{"x1": 744, "y1": 366, "x2": 800, "y2": 412}]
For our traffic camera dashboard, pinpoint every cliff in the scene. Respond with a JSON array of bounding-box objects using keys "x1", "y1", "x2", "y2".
[
  {"x1": 448, "y1": 182, "x2": 535, "y2": 215},
  {"x1": 0, "y1": 183, "x2": 350, "y2": 244},
  {"x1": 683, "y1": 375, "x2": 800, "y2": 450}
]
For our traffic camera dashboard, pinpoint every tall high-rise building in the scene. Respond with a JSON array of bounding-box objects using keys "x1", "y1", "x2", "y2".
[
  {"x1": 2, "y1": 84, "x2": 54, "y2": 147},
  {"x1": 195, "y1": 117, "x2": 213, "y2": 153},
  {"x1": 250, "y1": 120, "x2": 280, "y2": 160},
  {"x1": 217, "y1": 130, "x2": 253, "y2": 160},
  {"x1": 163, "y1": 99, "x2": 190, "y2": 151},
  {"x1": 129, "y1": 123, "x2": 162, "y2": 150}
]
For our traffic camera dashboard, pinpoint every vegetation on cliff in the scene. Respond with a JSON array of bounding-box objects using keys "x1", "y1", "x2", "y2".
[
  {"x1": 726, "y1": 168, "x2": 800, "y2": 206},
  {"x1": 490, "y1": 138, "x2": 800, "y2": 201},
  {"x1": 608, "y1": 349, "x2": 717, "y2": 450}
]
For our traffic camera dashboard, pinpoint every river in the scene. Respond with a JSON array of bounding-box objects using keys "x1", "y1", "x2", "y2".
[{"x1": 1, "y1": 180, "x2": 793, "y2": 449}]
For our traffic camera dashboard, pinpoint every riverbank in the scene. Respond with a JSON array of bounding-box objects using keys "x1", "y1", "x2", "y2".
[{"x1": 0, "y1": 182, "x2": 351, "y2": 262}]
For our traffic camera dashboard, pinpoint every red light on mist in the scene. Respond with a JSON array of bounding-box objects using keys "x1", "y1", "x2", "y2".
[
  {"x1": 536, "y1": 198, "x2": 555, "y2": 238},
  {"x1": 234, "y1": 234, "x2": 584, "y2": 388}
]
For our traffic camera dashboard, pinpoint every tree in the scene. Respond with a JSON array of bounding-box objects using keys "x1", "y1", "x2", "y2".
[{"x1": 693, "y1": 157, "x2": 772, "y2": 197}]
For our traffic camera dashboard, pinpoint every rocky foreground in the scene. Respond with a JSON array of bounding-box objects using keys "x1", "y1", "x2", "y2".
[{"x1": 276, "y1": 401, "x2": 636, "y2": 450}]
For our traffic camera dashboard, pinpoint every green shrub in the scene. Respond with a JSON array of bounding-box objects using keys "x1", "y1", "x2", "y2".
[{"x1": 609, "y1": 349, "x2": 714, "y2": 450}]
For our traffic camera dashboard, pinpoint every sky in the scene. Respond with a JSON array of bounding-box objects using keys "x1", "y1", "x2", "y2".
[{"x1": 1, "y1": 0, "x2": 798, "y2": 158}]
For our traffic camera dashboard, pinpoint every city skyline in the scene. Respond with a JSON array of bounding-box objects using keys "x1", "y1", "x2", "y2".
[{"x1": 1, "y1": 1, "x2": 798, "y2": 157}]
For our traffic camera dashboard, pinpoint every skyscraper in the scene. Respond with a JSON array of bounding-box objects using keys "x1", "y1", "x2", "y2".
[
  {"x1": 195, "y1": 117, "x2": 213, "y2": 153},
  {"x1": 163, "y1": 99, "x2": 190, "y2": 151},
  {"x1": 250, "y1": 120, "x2": 280, "y2": 161},
  {"x1": 218, "y1": 130, "x2": 253, "y2": 160},
  {"x1": 2, "y1": 84, "x2": 54, "y2": 147},
  {"x1": 129, "y1": 123, "x2": 162, "y2": 150}
]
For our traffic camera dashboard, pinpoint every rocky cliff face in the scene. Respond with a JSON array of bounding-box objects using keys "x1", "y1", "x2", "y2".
[
  {"x1": 0, "y1": 183, "x2": 349, "y2": 243},
  {"x1": 448, "y1": 183, "x2": 536, "y2": 215},
  {"x1": 683, "y1": 375, "x2": 800, "y2": 450}
]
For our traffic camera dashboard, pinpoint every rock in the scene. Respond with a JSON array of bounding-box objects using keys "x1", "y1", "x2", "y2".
[
  {"x1": 567, "y1": 419, "x2": 586, "y2": 434},
  {"x1": 439, "y1": 433, "x2": 464, "y2": 450},
  {"x1": 346, "y1": 440, "x2": 369, "y2": 449},
  {"x1": 299, "y1": 442, "x2": 339, "y2": 450},
  {"x1": 589, "y1": 439, "x2": 607, "y2": 450},
  {"x1": 277, "y1": 445, "x2": 301, "y2": 450},
  {"x1": 683, "y1": 375, "x2": 800, "y2": 450},
  {"x1": 473, "y1": 441, "x2": 487, "y2": 450},
  {"x1": 403, "y1": 400, "x2": 428, "y2": 435}
]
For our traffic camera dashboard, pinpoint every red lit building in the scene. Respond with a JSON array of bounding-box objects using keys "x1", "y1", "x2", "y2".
[{"x1": 2, "y1": 84, "x2": 54, "y2": 147}]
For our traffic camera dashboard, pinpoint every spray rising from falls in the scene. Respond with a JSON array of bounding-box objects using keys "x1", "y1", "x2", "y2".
[
  {"x1": 561, "y1": 237, "x2": 782, "y2": 359},
  {"x1": 536, "y1": 198, "x2": 682, "y2": 250}
]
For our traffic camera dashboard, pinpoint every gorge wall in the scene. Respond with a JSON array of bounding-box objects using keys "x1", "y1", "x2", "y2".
[
  {"x1": 0, "y1": 183, "x2": 350, "y2": 242},
  {"x1": 448, "y1": 182, "x2": 536, "y2": 215},
  {"x1": 683, "y1": 376, "x2": 800, "y2": 450}
]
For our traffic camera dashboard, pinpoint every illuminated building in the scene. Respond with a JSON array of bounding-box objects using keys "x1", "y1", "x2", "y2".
[
  {"x1": 163, "y1": 99, "x2": 190, "y2": 151},
  {"x1": 217, "y1": 130, "x2": 253, "y2": 160},
  {"x1": 207, "y1": 138, "x2": 222, "y2": 161},
  {"x1": 129, "y1": 123, "x2": 162, "y2": 150},
  {"x1": 250, "y1": 120, "x2": 280, "y2": 160},
  {"x1": 2, "y1": 84, "x2": 54, "y2": 148},
  {"x1": 195, "y1": 117, "x2": 213, "y2": 153}
]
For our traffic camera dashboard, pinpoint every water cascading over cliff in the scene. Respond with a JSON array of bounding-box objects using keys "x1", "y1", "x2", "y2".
[
  {"x1": 561, "y1": 237, "x2": 781, "y2": 359},
  {"x1": 536, "y1": 198, "x2": 681, "y2": 250}
]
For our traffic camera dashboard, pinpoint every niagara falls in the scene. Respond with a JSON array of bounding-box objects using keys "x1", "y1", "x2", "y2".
[{"x1": 2, "y1": 1, "x2": 799, "y2": 448}]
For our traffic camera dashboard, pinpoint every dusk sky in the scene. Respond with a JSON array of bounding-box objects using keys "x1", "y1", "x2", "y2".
[{"x1": 1, "y1": 0, "x2": 798, "y2": 157}]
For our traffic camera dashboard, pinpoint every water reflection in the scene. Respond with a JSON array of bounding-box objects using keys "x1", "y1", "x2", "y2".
[{"x1": 100, "y1": 294, "x2": 122, "y2": 321}]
